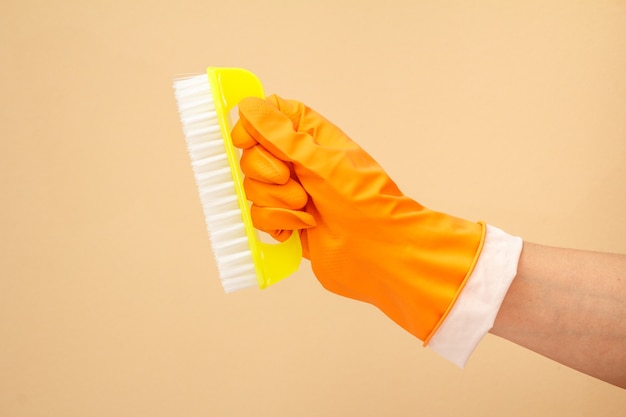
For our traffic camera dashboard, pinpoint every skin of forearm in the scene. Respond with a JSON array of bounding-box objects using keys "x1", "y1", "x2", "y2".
[{"x1": 490, "y1": 242, "x2": 626, "y2": 389}]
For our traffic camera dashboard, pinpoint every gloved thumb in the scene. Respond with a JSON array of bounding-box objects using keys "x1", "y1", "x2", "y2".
[
  {"x1": 236, "y1": 96, "x2": 311, "y2": 164},
  {"x1": 237, "y1": 95, "x2": 356, "y2": 178}
]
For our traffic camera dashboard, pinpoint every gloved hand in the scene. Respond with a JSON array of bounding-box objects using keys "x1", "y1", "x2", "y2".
[{"x1": 231, "y1": 95, "x2": 486, "y2": 344}]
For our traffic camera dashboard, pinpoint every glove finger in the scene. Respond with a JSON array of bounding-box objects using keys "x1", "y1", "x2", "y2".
[
  {"x1": 250, "y1": 205, "x2": 316, "y2": 233},
  {"x1": 244, "y1": 177, "x2": 308, "y2": 210},
  {"x1": 240, "y1": 144, "x2": 291, "y2": 185},
  {"x1": 231, "y1": 120, "x2": 257, "y2": 149}
]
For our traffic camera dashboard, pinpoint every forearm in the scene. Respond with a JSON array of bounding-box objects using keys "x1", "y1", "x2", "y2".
[{"x1": 490, "y1": 242, "x2": 626, "y2": 388}]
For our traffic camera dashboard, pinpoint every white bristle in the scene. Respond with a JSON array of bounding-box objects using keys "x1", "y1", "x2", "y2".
[{"x1": 173, "y1": 74, "x2": 257, "y2": 293}]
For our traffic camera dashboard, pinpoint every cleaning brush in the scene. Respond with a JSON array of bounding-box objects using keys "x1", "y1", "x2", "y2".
[{"x1": 173, "y1": 67, "x2": 302, "y2": 293}]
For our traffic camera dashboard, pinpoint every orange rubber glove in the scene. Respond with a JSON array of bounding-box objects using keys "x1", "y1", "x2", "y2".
[{"x1": 231, "y1": 95, "x2": 486, "y2": 344}]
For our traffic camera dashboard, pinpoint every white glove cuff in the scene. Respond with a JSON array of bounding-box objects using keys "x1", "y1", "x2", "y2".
[{"x1": 428, "y1": 225, "x2": 523, "y2": 367}]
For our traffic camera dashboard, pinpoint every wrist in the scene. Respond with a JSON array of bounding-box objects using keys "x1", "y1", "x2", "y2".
[{"x1": 427, "y1": 225, "x2": 523, "y2": 367}]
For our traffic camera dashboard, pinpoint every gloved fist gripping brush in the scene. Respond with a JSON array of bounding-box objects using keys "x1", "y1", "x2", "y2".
[
  {"x1": 175, "y1": 67, "x2": 523, "y2": 368},
  {"x1": 173, "y1": 67, "x2": 302, "y2": 293}
]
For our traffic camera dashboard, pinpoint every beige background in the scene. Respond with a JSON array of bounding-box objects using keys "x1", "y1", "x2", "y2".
[{"x1": 2, "y1": 1, "x2": 625, "y2": 416}]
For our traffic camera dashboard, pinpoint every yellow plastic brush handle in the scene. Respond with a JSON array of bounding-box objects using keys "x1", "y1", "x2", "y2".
[{"x1": 207, "y1": 67, "x2": 302, "y2": 289}]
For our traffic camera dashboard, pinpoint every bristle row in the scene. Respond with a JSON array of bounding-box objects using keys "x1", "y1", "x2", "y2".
[{"x1": 173, "y1": 74, "x2": 257, "y2": 292}]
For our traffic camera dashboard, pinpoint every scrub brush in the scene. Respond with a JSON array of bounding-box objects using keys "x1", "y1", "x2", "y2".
[{"x1": 173, "y1": 67, "x2": 302, "y2": 293}]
